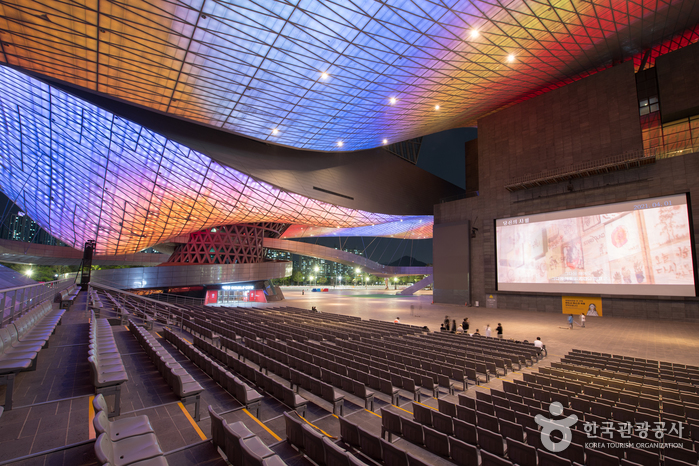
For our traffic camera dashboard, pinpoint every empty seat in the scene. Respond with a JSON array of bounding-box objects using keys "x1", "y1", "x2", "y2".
[
  {"x1": 357, "y1": 425, "x2": 383, "y2": 462},
  {"x1": 453, "y1": 418, "x2": 477, "y2": 446},
  {"x1": 208, "y1": 405, "x2": 226, "y2": 450},
  {"x1": 240, "y1": 436, "x2": 275, "y2": 466},
  {"x1": 536, "y1": 449, "x2": 572, "y2": 465},
  {"x1": 432, "y1": 410, "x2": 454, "y2": 436},
  {"x1": 380, "y1": 407, "x2": 403, "y2": 442},
  {"x1": 498, "y1": 418, "x2": 523, "y2": 442},
  {"x1": 322, "y1": 436, "x2": 356, "y2": 466},
  {"x1": 413, "y1": 402, "x2": 433, "y2": 426},
  {"x1": 437, "y1": 398, "x2": 457, "y2": 417},
  {"x1": 224, "y1": 421, "x2": 255, "y2": 466},
  {"x1": 449, "y1": 436, "x2": 478, "y2": 466},
  {"x1": 456, "y1": 405, "x2": 477, "y2": 424},
  {"x1": 302, "y1": 424, "x2": 326, "y2": 465},
  {"x1": 338, "y1": 416, "x2": 360, "y2": 449},
  {"x1": 94, "y1": 432, "x2": 164, "y2": 466},
  {"x1": 423, "y1": 426, "x2": 449, "y2": 457},
  {"x1": 93, "y1": 409, "x2": 154, "y2": 442},
  {"x1": 586, "y1": 448, "x2": 621, "y2": 466},
  {"x1": 380, "y1": 438, "x2": 409, "y2": 466},
  {"x1": 401, "y1": 418, "x2": 424, "y2": 446},
  {"x1": 477, "y1": 426, "x2": 505, "y2": 457},
  {"x1": 283, "y1": 411, "x2": 304, "y2": 451},
  {"x1": 505, "y1": 438, "x2": 536, "y2": 466},
  {"x1": 480, "y1": 449, "x2": 513, "y2": 465}
]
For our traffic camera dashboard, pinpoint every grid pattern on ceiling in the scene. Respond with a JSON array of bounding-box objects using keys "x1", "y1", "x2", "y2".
[
  {"x1": 382, "y1": 137, "x2": 423, "y2": 164},
  {"x1": 0, "y1": 0, "x2": 698, "y2": 152},
  {"x1": 0, "y1": 66, "x2": 433, "y2": 256}
]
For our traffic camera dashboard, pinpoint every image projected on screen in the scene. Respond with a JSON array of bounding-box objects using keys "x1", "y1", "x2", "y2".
[{"x1": 496, "y1": 194, "x2": 696, "y2": 297}]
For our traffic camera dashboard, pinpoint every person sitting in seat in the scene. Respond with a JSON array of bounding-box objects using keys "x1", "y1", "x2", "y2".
[
  {"x1": 455, "y1": 324, "x2": 464, "y2": 334},
  {"x1": 534, "y1": 337, "x2": 547, "y2": 356},
  {"x1": 440, "y1": 324, "x2": 446, "y2": 332},
  {"x1": 393, "y1": 317, "x2": 401, "y2": 323},
  {"x1": 473, "y1": 329, "x2": 480, "y2": 336}
]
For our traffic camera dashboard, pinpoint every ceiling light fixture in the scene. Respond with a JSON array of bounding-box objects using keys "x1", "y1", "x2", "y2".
[
  {"x1": 321, "y1": 72, "x2": 329, "y2": 79},
  {"x1": 271, "y1": 128, "x2": 279, "y2": 135},
  {"x1": 389, "y1": 97, "x2": 397, "y2": 105},
  {"x1": 507, "y1": 54, "x2": 515, "y2": 63},
  {"x1": 382, "y1": 139, "x2": 388, "y2": 144},
  {"x1": 470, "y1": 29, "x2": 479, "y2": 39},
  {"x1": 337, "y1": 141, "x2": 343, "y2": 147},
  {"x1": 435, "y1": 105, "x2": 440, "y2": 110}
]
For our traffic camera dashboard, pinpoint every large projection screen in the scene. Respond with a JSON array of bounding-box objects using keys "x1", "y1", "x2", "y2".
[{"x1": 496, "y1": 194, "x2": 696, "y2": 297}]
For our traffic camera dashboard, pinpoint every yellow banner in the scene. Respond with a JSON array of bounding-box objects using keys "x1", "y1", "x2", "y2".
[{"x1": 562, "y1": 296, "x2": 602, "y2": 316}]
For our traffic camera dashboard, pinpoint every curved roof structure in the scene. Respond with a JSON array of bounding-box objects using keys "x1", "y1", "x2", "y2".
[
  {"x1": 1, "y1": 1, "x2": 698, "y2": 151},
  {"x1": 0, "y1": 65, "x2": 432, "y2": 255}
]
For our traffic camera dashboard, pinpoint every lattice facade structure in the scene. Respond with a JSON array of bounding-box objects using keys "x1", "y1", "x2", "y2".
[
  {"x1": 167, "y1": 224, "x2": 284, "y2": 265},
  {"x1": 1, "y1": 0, "x2": 698, "y2": 151},
  {"x1": 0, "y1": 67, "x2": 433, "y2": 256}
]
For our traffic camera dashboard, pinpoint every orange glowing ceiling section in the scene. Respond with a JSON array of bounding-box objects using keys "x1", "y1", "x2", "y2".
[{"x1": 0, "y1": 0, "x2": 698, "y2": 151}]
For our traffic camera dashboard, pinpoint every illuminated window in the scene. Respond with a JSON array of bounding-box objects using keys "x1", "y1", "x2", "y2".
[{"x1": 639, "y1": 96, "x2": 660, "y2": 116}]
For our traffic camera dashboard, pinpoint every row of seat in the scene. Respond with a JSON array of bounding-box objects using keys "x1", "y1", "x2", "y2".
[
  {"x1": 0, "y1": 299, "x2": 64, "y2": 410},
  {"x1": 284, "y1": 411, "x2": 364, "y2": 466},
  {"x1": 338, "y1": 414, "x2": 434, "y2": 466},
  {"x1": 335, "y1": 337, "x2": 491, "y2": 387},
  {"x1": 88, "y1": 312, "x2": 128, "y2": 417},
  {"x1": 128, "y1": 321, "x2": 204, "y2": 420},
  {"x1": 93, "y1": 393, "x2": 168, "y2": 466},
  {"x1": 209, "y1": 405, "x2": 286, "y2": 466},
  {"x1": 163, "y1": 329, "x2": 264, "y2": 418},
  {"x1": 191, "y1": 333, "x2": 310, "y2": 417},
  {"x1": 56, "y1": 284, "x2": 80, "y2": 309},
  {"x1": 247, "y1": 336, "x2": 398, "y2": 407}
]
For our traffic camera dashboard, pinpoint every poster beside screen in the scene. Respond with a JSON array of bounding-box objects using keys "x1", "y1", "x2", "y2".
[{"x1": 495, "y1": 194, "x2": 696, "y2": 297}]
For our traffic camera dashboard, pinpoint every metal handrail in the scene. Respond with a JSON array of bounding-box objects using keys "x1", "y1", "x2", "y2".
[
  {"x1": 0, "y1": 278, "x2": 76, "y2": 327},
  {"x1": 89, "y1": 282, "x2": 193, "y2": 327}
]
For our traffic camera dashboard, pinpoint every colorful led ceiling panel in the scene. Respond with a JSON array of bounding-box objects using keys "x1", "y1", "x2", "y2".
[
  {"x1": 0, "y1": 65, "x2": 432, "y2": 255},
  {"x1": 0, "y1": 0, "x2": 697, "y2": 152}
]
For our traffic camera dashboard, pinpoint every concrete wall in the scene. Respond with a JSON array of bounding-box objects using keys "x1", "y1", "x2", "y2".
[
  {"x1": 656, "y1": 41, "x2": 699, "y2": 123},
  {"x1": 434, "y1": 61, "x2": 699, "y2": 321}
]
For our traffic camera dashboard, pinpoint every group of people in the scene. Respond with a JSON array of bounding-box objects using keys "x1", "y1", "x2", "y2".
[{"x1": 440, "y1": 315, "x2": 503, "y2": 339}]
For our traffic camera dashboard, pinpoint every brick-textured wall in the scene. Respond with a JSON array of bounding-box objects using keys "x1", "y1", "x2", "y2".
[
  {"x1": 656, "y1": 41, "x2": 699, "y2": 123},
  {"x1": 434, "y1": 62, "x2": 699, "y2": 321},
  {"x1": 478, "y1": 61, "x2": 643, "y2": 187}
]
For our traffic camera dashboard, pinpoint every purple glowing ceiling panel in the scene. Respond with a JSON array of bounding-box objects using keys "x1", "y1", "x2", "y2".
[
  {"x1": 0, "y1": 66, "x2": 432, "y2": 255},
  {"x1": 0, "y1": 0, "x2": 697, "y2": 151}
]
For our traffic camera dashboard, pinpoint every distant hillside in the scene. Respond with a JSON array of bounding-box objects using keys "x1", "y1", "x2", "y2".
[{"x1": 387, "y1": 256, "x2": 427, "y2": 267}]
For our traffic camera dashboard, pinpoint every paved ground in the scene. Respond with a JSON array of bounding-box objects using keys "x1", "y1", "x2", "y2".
[{"x1": 279, "y1": 287, "x2": 699, "y2": 367}]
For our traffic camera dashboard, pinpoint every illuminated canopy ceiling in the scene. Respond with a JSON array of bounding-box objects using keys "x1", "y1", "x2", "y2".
[
  {"x1": 0, "y1": 66, "x2": 432, "y2": 255},
  {"x1": 1, "y1": 0, "x2": 698, "y2": 152}
]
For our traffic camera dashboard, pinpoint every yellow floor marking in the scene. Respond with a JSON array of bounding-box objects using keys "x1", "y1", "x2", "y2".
[
  {"x1": 88, "y1": 395, "x2": 96, "y2": 439},
  {"x1": 178, "y1": 402, "x2": 207, "y2": 441},
  {"x1": 183, "y1": 338, "x2": 192, "y2": 345},
  {"x1": 413, "y1": 400, "x2": 438, "y2": 410},
  {"x1": 243, "y1": 409, "x2": 282, "y2": 441},
  {"x1": 297, "y1": 413, "x2": 337, "y2": 439},
  {"x1": 155, "y1": 332, "x2": 162, "y2": 338},
  {"x1": 365, "y1": 409, "x2": 382, "y2": 418},
  {"x1": 124, "y1": 326, "x2": 129, "y2": 331},
  {"x1": 392, "y1": 405, "x2": 413, "y2": 415}
]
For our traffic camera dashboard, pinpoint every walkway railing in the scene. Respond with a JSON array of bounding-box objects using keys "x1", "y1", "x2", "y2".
[{"x1": 0, "y1": 278, "x2": 75, "y2": 327}]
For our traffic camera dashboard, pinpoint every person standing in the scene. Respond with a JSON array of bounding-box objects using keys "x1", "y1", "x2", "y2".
[
  {"x1": 580, "y1": 314, "x2": 586, "y2": 328},
  {"x1": 485, "y1": 324, "x2": 492, "y2": 337},
  {"x1": 568, "y1": 314, "x2": 574, "y2": 330},
  {"x1": 451, "y1": 319, "x2": 457, "y2": 333},
  {"x1": 444, "y1": 315, "x2": 450, "y2": 332},
  {"x1": 463, "y1": 318, "x2": 469, "y2": 334},
  {"x1": 496, "y1": 323, "x2": 503, "y2": 339}
]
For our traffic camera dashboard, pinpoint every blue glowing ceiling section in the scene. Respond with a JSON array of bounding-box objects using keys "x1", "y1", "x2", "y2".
[
  {"x1": 2, "y1": 0, "x2": 696, "y2": 151},
  {"x1": 0, "y1": 65, "x2": 433, "y2": 255}
]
